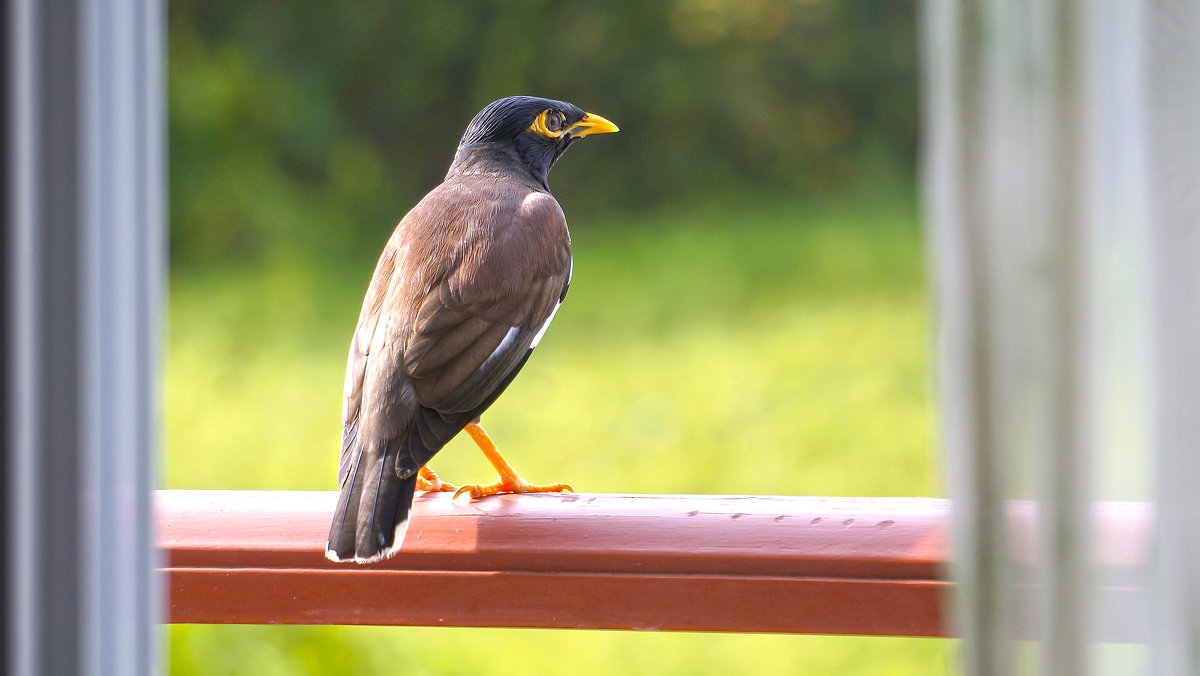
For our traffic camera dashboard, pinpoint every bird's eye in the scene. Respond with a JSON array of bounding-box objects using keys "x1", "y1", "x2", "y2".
[{"x1": 528, "y1": 109, "x2": 569, "y2": 138}]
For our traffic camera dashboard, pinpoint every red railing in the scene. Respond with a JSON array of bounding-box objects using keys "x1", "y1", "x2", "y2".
[{"x1": 160, "y1": 490, "x2": 949, "y2": 635}]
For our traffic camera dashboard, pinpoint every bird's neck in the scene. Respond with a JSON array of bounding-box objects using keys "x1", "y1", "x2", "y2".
[{"x1": 446, "y1": 142, "x2": 549, "y2": 191}]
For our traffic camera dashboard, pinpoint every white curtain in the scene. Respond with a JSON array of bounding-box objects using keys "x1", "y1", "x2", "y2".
[{"x1": 922, "y1": 0, "x2": 1200, "y2": 673}]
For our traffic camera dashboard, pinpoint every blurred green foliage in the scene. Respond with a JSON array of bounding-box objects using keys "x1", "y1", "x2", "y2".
[
  {"x1": 170, "y1": 625, "x2": 950, "y2": 676},
  {"x1": 167, "y1": 0, "x2": 936, "y2": 672},
  {"x1": 169, "y1": 0, "x2": 916, "y2": 266},
  {"x1": 166, "y1": 195, "x2": 933, "y2": 495}
]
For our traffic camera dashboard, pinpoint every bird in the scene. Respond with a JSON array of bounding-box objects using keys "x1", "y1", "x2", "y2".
[{"x1": 326, "y1": 96, "x2": 618, "y2": 563}]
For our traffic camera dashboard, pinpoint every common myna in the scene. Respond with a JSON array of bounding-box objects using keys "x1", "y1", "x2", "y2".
[{"x1": 327, "y1": 96, "x2": 618, "y2": 563}]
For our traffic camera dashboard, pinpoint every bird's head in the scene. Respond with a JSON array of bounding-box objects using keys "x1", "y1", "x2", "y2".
[{"x1": 448, "y1": 96, "x2": 619, "y2": 190}]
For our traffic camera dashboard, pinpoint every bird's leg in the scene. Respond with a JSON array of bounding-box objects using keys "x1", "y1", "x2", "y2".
[
  {"x1": 416, "y1": 465, "x2": 457, "y2": 493},
  {"x1": 453, "y1": 422, "x2": 573, "y2": 499}
]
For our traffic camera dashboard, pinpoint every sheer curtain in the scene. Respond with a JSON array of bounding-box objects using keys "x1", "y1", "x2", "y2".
[{"x1": 922, "y1": 0, "x2": 1199, "y2": 673}]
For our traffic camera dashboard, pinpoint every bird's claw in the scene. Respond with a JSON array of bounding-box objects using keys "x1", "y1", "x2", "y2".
[
  {"x1": 416, "y1": 466, "x2": 457, "y2": 493},
  {"x1": 452, "y1": 479, "x2": 574, "y2": 500}
]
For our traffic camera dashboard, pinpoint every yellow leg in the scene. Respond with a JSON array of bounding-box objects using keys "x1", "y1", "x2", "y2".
[
  {"x1": 416, "y1": 464, "x2": 457, "y2": 493},
  {"x1": 453, "y1": 422, "x2": 573, "y2": 500}
]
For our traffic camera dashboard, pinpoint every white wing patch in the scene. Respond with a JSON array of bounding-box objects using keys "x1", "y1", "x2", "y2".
[
  {"x1": 472, "y1": 294, "x2": 563, "y2": 385},
  {"x1": 530, "y1": 301, "x2": 561, "y2": 348},
  {"x1": 482, "y1": 325, "x2": 522, "y2": 372},
  {"x1": 530, "y1": 258, "x2": 571, "y2": 349}
]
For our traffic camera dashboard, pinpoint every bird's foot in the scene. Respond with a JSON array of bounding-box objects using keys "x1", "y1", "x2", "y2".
[
  {"x1": 416, "y1": 465, "x2": 457, "y2": 493},
  {"x1": 454, "y1": 421, "x2": 573, "y2": 499},
  {"x1": 453, "y1": 475, "x2": 573, "y2": 500}
]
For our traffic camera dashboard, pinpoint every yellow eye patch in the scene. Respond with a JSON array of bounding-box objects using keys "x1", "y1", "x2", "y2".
[{"x1": 528, "y1": 109, "x2": 567, "y2": 138}]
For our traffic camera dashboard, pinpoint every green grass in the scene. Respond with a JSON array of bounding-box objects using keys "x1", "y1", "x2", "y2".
[
  {"x1": 165, "y1": 194, "x2": 950, "y2": 674},
  {"x1": 169, "y1": 626, "x2": 950, "y2": 676}
]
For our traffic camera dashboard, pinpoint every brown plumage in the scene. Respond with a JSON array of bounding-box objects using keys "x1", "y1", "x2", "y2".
[{"x1": 327, "y1": 96, "x2": 617, "y2": 563}]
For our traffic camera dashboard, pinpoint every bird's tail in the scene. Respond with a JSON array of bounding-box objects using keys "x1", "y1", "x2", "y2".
[{"x1": 326, "y1": 443, "x2": 417, "y2": 563}]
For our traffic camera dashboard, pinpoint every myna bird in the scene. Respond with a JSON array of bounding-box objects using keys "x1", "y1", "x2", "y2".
[{"x1": 326, "y1": 96, "x2": 618, "y2": 563}]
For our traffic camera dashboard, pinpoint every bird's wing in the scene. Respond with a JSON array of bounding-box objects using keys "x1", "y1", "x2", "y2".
[{"x1": 402, "y1": 191, "x2": 571, "y2": 414}]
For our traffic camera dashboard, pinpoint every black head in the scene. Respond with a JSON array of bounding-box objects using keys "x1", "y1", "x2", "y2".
[{"x1": 448, "y1": 96, "x2": 618, "y2": 190}]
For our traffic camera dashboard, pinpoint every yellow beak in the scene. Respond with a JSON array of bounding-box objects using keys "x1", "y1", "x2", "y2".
[{"x1": 568, "y1": 112, "x2": 620, "y2": 137}]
